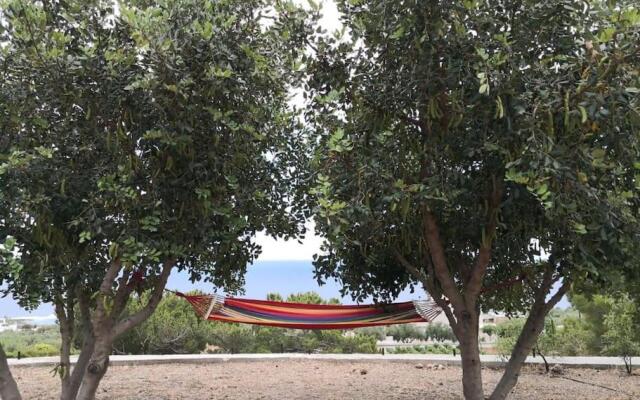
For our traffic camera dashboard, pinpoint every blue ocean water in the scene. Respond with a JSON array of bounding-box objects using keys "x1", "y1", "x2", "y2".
[{"x1": 0, "y1": 261, "x2": 421, "y2": 317}]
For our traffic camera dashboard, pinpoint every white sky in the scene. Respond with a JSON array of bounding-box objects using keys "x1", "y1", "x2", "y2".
[
  {"x1": 255, "y1": 1, "x2": 340, "y2": 261},
  {"x1": 255, "y1": 223, "x2": 324, "y2": 261}
]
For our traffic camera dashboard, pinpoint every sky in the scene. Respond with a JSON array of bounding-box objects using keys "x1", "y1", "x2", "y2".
[{"x1": 0, "y1": 1, "x2": 570, "y2": 318}]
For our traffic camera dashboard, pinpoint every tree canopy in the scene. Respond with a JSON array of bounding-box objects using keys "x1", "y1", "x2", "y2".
[
  {"x1": 0, "y1": 0, "x2": 314, "y2": 398},
  {"x1": 306, "y1": 1, "x2": 639, "y2": 398}
]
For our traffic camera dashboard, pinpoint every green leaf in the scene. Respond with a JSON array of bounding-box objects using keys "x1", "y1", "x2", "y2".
[
  {"x1": 390, "y1": 25, "x2": 405, "y2": 39},
  {"x1": 572, "y1": 222, "x2": 587, "y2": 235},
  {"x1": 578, "y1": 105, "x2": 588, "y2": 123}
]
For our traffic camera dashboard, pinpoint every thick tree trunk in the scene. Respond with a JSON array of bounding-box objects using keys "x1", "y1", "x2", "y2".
[
  {"x1": 0, "y1": 344, "x2": 21, "y2": 400},
  {"x1": 458, "y1": 312, "x2": 484, "y2": 400},
  {"x1": 75, "y1": 338, "x2": 113, "y2": 400}
]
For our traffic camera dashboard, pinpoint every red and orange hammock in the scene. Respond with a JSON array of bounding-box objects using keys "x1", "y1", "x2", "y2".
[{"x1": 174, "y1": 292, "x2": 442, "y2": 330}]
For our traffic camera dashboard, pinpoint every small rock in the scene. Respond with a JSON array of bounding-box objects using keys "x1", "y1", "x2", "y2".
[
  {"x1": 415, "y1": 363, "x2": 424, "y2": 369},
  {"x1": 436, "y1": 364, "x2": 446, "y2": 370},
  {"x1": 550, "y1": 364, "x2": 564, "y2": 375},
  {"x1": 438, "y1": 382, "x2": 444, "y2": 386},
  {"x1": 360, "y1": 369, "x2": 368, "y2": 375}
]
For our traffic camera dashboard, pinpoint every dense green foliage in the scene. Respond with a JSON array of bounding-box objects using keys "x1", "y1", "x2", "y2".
[
  {"x1": 0, "y1": 0, "x2": 312, "y2": 307},
  {"x1": 387, "y1": 322, "x2": 456, "y2": 343},
  {"x1": 307, "y1": 0, "x2": 640, "y2": 307},
  {"x1": 602, "y1": 296, "x2": 640, "y2": 373}
]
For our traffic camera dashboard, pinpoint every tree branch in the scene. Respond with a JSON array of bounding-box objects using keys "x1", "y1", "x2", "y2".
[
  {"x1": 99, "y1": 258, "x2": 122, "y2": 296},
  {"x1": 466, "y1": 177, "x2": 503, "y2": 303},
  {"x1": 392, "y1": 250, "x2": 461, "y2": 334},
  {"x1": 422, "y1": 209, "x2": 465, "y2": 311},
  {"x1": 544, "y1": 279, "x2": 571, "y2": 313},
  {"x1": 113, "y1": 259, "x2": 175, "y2": 338}
]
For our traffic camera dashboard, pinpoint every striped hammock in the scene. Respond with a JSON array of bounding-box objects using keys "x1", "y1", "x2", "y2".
[{"x1": 175, "y1": 292, "x2": 442, "y2": 330}]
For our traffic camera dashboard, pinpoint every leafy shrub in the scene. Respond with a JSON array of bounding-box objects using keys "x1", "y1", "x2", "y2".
[{"x1": 22, "y1": 343, "x2": 58, "y2": 357}]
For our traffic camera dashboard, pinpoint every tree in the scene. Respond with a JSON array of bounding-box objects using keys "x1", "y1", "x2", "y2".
[
  {"x1": 306, "y1": 1, "x2": 640, "y2": 399},
  {"x1": 286, "y1": 291, "x2": 341, "y2": 305},
  {"x1": 266, "y1": 292, "x2": 284, "y2": 302},
  {"x1": 425, "y1": 323, "x2": 457, "y2": 342},
  {"x1": 387, "y1": 324, "x2": 424, "y2": 343},
  {"x1": 569, "y1": 292, "x2": 614, "y2": 353},
  {"x1": 481, "y1": 325, "x2": 496, "y2": 338},
  {"x1": 0, "y1": 0, "x2": 312, "y2": 399},
  {"x1": 602, "y1": 295, "x2": 640, "y2": 374},
  {"x1": 495, "y1": 317, "x2": 557, "y2": 372}
]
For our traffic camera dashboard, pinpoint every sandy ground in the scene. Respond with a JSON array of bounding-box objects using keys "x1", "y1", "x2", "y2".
[{"x1": 11, "y1": 360, "x2": 640, "y2": 400}]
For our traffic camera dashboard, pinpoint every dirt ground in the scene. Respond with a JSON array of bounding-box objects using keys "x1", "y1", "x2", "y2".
[{"x1": 11, "y1": 360, "x2": 640, "y2": 399}]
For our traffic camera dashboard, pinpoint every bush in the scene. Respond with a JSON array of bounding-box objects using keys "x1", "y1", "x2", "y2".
[{"x1": 22, "y1": 343, "x2": 59, "y2": 357}]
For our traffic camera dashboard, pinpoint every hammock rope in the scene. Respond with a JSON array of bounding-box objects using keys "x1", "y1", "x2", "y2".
[{"x1": 173, "y1": 291, "x2": 442, "y2": 330}]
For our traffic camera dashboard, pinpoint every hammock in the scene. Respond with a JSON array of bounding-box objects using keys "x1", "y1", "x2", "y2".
[{"x1": 175, "y1": 292, "x2": 442, "y2": 330}]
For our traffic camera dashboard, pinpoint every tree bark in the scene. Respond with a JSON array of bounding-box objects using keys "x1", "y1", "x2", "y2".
[
  {"x1": 74, "y1": 337, "x2": 113, "y2": 400},
  {"x1": 489, "y1": 278, "x2": 571, "y2": 400},
  {"x1": 75, "y1": 259, "x2": 175, "y2": 400},
  {"x1": 458, "y1": 310, "x2": 484, "y2": 400},
  {"x1": 0, "y1": 343, "x2": 21, "y2": 400},
  {"x1": 54, "y1": 295, "x2": 75, "y2": 400},
  {"x1": 65, "y1": 294, "x2": 96, "y2": 400}
]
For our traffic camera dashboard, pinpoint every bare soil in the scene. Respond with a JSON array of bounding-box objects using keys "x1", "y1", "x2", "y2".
[{"x1": 11, "y1": 360, "x2": 640, "y2": 399}]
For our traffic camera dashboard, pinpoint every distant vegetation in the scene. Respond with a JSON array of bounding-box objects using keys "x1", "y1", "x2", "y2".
[
  {"x1": 0, "y1": 326, "x2": 60, "y2": 358},
  {"x1": 3, "y1": 291, "x2": 638, "y2": 367},
  {"x1": 493, "y1": 294, "x2": 640, "y2": 374},
  {"x1": 390, "y1": 343, "x2": 457, "y2": 355}
]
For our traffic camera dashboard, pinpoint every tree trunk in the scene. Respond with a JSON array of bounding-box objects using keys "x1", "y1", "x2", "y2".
[
  {"x1": 75, "y1": 337, "x2": 113, "y2": 400},
  {"x1": 58, "y1": 327, "x2": 73, "y2": 400},
  {"x1": 489, "y1": 305, "x2": 546, "y2": 400},
  {"x1": 458, "y1": 311, "x2": 484, "y2": 400},
  {"x1": 0, "y1": 344, "x2": 22, "y2": 400},
  {"x1": 74, "y1": 259, "x2": 174, "y2": 400},
  {"x1": 489, "y1": 277, "x2": 571, "y2": 400},
  {"x1": 55, "y1": 300, "x2": 74, "y2": 400},
  {"x1": 65, "y1": 297, "x2": 96, "y2": 400}
]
